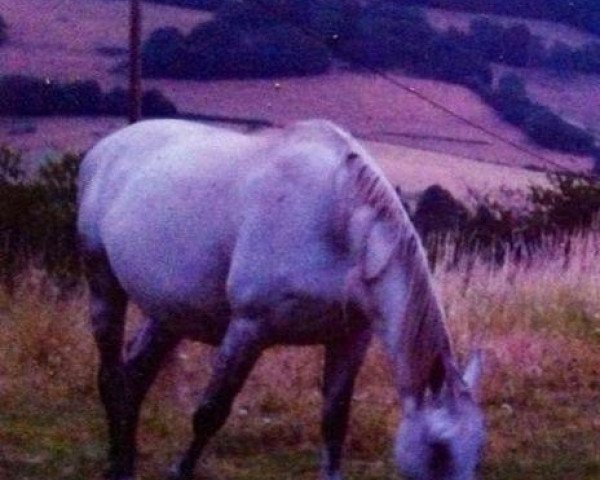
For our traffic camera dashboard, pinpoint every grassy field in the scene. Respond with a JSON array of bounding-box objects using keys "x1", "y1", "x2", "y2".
[
  {"x1": 0, "y1": 0, "x2": 594, "y2": 178},
  {"x1": 1, "y1": 238, "x2": 599, "y2": 480}
]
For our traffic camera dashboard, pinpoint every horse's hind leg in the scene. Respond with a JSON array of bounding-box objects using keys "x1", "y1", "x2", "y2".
[
  {"x1": 321, "y1": 330, "x2": 371, "y2": 480},
  {"x1": 121, "y1": 318, "x2": 180, "y2": 470},
  {"x1": 84, "y1": 250, "x2": 131, "y2": 479},
  {"x1": 170, "y1": 317, "x2": 267, "y2": 480}
]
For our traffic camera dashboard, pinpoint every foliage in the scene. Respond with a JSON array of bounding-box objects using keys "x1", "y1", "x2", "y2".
[
  {"x1": 0, "y1": 75, "x2": 177, "y2": 117},
  {"x1": 142, "y1": 1, "x2": 335, "y2": 79},
  {"x1": 528, "y1": 173, "x2": 600, "y2": 234},
  {"x1": 412, "y1": 172, "x2": 600, "y2": 265},
  {"x1": 401, "y1": 0, "x2": 600, "y2": 37},
  {"x1": 143, "y1": 0, "x2": 221, "y2": 10},
  {"x1": 0, "y1": 147, "x2": 82, "y2": 287},
  {"x1": 0, "y1": 14, "x2": 7, "y2": 44},
  {"x1": 485, "y1": 73, "x2": 596, "y2": 156}
]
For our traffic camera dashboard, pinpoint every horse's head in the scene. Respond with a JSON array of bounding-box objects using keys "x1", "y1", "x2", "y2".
[{"x1": 395, "y1": 351, "x2": 485, "y2": 480}]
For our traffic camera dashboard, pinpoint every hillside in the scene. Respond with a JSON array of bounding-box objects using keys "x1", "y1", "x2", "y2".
[{"x1": 0, "y1": 0, "x2": 593, "y2": 196}]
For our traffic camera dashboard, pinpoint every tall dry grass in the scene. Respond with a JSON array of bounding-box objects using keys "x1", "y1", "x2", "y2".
[{"x1": 0, "y1": 235, "x2": 599, "y2": 478}]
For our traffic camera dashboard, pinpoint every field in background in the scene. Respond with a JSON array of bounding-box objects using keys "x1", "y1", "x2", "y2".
[
  {"x1": 0, "y1": 0, "x2": 594, "y2": 196},
  {"x1": 1, "y1": 237, "x2": 599, "y2": 480},
  {"x1": 427, "y1": 8, "x2": 600, "y2": 142}
]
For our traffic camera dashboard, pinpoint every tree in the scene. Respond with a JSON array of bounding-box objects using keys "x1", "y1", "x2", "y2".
[{"x1": 142, "y1": 27, "x2": 189, "y2": 77}]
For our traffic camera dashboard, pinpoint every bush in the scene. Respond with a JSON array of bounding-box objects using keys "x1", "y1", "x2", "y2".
[
  {"x1": 0, "y1": 14, "x2": 7, "y2": 44},
  {"x1": 101, "y1": 87, "x2": 128, "y2": 116},
  {"x1": 143, "y1": 2, "x2": 332, "y2": 79},
  {"x1": 144, "y1": 0, "x2": 221, "y2": 10},
  {"x1": 574, "y1": 42, "x2": 600, "y2": 74},
  {"x1": 0, "y1": 148, "x2": 81, "y2": 287},
  {"x1": 418, "y1": 33, "x2": 493, "y2": 88},
  {"x1": 142, "y1": 89, "x2": 179, "y2": 116},
  {"x1": 487, "y1": 73, "x2": 596, "y2": 156},
  {"x1": 500, "y1": 24, "x2": 534, "y2": 67},
  {"x1": 0, "y1": 76, "x2": 56, "y2": 115},
  {"x1": 523, "y1": 106, "x2": 596, "y2": 154},
  {"x1": 468, "y1": 17, "x2": 504, "y2": 62},
  {"x1": 0, "y1": 75, "x2": 178, "y2": 117},
  {"x1": 348, "y1": 2, "x2": 435, "y2": 68},
  {"x1": 52, "y1": 80, "x2": 103, "y2": 115},
  {"x1": 142, "y1": 27, "x2": 189, "y2": 78}
]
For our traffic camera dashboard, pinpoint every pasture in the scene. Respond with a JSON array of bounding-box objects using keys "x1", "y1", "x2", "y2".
[
  {"x1": 0, "y1": 0, "x2": 594, "y2": 177},
  {"x1": 1, "y1": 239, "x2": 599, "y2": 480},
  {"x1": 1, "y1": 1, "x2": 599, "y2": 478}
]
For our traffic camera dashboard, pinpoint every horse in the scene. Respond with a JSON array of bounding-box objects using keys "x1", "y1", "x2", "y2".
[{"x1": 77, "y1": 119, "x2": 485, "y2": 480}]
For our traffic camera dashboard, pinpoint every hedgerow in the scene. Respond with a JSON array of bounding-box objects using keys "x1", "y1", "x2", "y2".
[{"x1": 0, "y1": 76, "x2": 177, "y2": 117}]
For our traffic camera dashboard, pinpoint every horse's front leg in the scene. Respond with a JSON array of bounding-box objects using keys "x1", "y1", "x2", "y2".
[
  {"x1": 321, "y1": 329, "x2": 371, "y2": 480},
  {"x1": 170, "y1": 317, "x2": 267, "y2": 480}
]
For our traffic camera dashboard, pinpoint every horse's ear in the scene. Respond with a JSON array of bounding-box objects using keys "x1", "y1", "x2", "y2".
[
  {"x1": 364, "y1": 220, "x2": 398, "y2": 280},
  {"x1": 462, "y1": 350, "x2": 483, "y2": 399}
]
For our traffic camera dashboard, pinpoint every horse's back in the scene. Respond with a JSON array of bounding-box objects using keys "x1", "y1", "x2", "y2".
[{"x1": 78, "y1": 119, "x2": 358, "y2": 329}]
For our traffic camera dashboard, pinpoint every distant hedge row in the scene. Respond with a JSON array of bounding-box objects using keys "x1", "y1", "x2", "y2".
[
  {"x1": 0, "y1": 75, "x2": 177, "y2": 117},
  {"x1": 481, "y1": 73, "x2": 597, "y2": 156},
  {"x1": 142, "y1": 2, "x2": 332, "y2": 79},
  {"x1": 403, "y1": 0, "x2": 600, "y2": 37},
  {"x1": 450, "y1": 17, "x2": 600, "y2": 74},
  {"x1": 141, "y1": 1, "x2": 491, "y2": 87},
  {"x1": 143, "y1": 0, "x2": 221, "y2": 10},
  {"x1": 0, "y1": 15, "x2": 7, "y2": 44}
]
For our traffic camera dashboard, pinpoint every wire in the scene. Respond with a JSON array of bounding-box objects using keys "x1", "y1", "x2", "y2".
[{"x1": 247, "y1": 0, "x2": 586, "y2": 173}]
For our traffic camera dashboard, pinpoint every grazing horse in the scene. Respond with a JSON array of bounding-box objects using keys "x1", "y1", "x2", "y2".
[{"x1": 77, "y1": 119, "x2": 485, "y2": 480}]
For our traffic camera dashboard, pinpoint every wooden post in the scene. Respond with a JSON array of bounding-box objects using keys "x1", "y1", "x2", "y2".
[{"x1": 128, "y1": 0, "x2": 142, "y2": 123}]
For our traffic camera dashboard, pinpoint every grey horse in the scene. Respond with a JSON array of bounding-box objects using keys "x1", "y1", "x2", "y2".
[{"x1": 77, "y1": 119, "x2": 485, "y2": 480}]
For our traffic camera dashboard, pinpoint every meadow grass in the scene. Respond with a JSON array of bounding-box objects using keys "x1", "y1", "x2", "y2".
[{"x1": 0, "y1": 238, "x2": 599, "y2": 479}]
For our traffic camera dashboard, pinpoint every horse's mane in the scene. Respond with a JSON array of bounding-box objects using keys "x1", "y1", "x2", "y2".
[{"x1": 341, "y1": 142, "x2": 456, "y2": 398}]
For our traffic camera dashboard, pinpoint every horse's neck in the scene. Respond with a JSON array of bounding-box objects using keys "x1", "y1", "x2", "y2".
[{"x1": 387, "y1": 232, "x2": 455, "y2": 399}]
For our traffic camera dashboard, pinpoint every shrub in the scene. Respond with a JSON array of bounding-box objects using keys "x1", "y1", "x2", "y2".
[
  {"x1": 0, "y1": 14, "x2": 7, "y2": 44},
  {"x1": 523, "y1": 107, "x2": 596, "y2": 154},
  {"x1": 468, "y1": 17, "x2": 504, "y2": 62},
  {"x1": 349, "y1": 2, "x2": 435, "y2": 68},
  {"x1": 142, "y1": 89, "x2": 179, "y2": 117},
  {"x1": 546, "y1": 42, "x2": 578, "y2": 73},
  {"x1": 418, "y1": 33, "x2": 493, "y2": 88},
  {"x1": 0, "y1": 76, "x2": 56, "y2": 115},
  {"x1": 0, "y1": 75, "x2": 177, "y2": 117},
  {"x1": 101, "y1": 87, "x2": 128, "y2": 116},
  {"x1": 52, "y1": 80, "x2": 103, "y2": 115},
  {"x1": 499, "y1": 24, "x2": 533, "y2": 67},
  {"x1": 487, "y1": 73, "x2": 596, "y2": 156},
  {"x1": 144, "y1": 0, "x2": 221, "y2": 9},
  {"x1": 144, "y1": 2, "x2": 332, "y2": 79},
  {"x1": 413, "y1": 184, "x2": 469, "y2": 238},
  {"x1": 574, "y1": 42, "x2": 600, "y2": 74},
  {"x1": 0, "y1": 148, "x2": 81, "y2": 287},
  {"x1": 142, "y1": 27, "x2": 189, "y2": 78}
]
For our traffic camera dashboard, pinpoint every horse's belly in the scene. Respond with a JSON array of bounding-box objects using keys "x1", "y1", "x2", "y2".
[{"x1": 267, "y1": 298, "x2": 366, "y2": 344}]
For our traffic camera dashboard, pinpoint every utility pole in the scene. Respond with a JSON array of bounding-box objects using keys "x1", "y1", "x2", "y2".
[{"x1": 128, "y1": 0, "x2": 142, "y2": 123}]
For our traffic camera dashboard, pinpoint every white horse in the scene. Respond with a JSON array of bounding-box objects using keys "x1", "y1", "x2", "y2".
[{"x1": 77, "y1": 119, "x2": 485, "y2": 480}]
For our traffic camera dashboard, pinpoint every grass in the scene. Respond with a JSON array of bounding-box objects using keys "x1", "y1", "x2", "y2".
[{"x1": 1, "y1": 238, "x2": 599, "y2": 480}]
